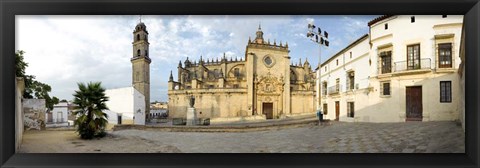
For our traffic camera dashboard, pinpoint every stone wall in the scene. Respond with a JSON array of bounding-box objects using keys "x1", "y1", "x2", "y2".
[
  {"x1": 291, "y1": 91, "x2": 316, "y2": 115},
  {"x1": 168, "y1": 89, "x2": 248, "y2": 119},
  {"x1": 23, "y1": 99, "x2": 46, "y2": 130}
]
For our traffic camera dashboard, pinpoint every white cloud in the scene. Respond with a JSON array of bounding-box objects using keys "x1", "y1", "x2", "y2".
[{"x1": 16, "y1": 15, "x2": 376, "y2": 102}]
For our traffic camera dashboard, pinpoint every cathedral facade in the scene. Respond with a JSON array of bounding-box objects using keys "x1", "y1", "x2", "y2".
[{"x1": 168, "y1": 26, "x2": 316, "y2": 123}]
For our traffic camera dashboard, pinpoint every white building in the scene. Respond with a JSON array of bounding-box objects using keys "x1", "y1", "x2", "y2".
[
  {"x1": 319, "y1": 15, "x2": 463, "y2": 122},
  {"x1": 104, "y1": 87, "x2": 146, "y2": 125},
  {"x1": 46, "y1": 102, "x2": 69, "y2": 127}
]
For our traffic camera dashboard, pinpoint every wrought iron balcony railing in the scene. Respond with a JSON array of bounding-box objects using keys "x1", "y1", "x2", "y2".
[
  {"x1": 394, "y1": 58, "x2": 431, "y2": 72},
  {"x1": 328, "y1": 85, "x2": 341, "y2": 95}
]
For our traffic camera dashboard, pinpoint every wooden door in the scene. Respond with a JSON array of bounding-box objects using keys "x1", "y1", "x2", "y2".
[
  {"x1": 406, "y1": 86, "x2": 423, "y2": 121},
  {"x1": 335, "y1": 101, "x2": 340, "y2": 121},
  {"x1": 263, "y1": 103, "x2": 273, "y2": 119}
]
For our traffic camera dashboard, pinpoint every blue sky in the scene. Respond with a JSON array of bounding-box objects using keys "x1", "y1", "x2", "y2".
[{"x1": 16, "y1": 15, "x2": 378, "y2": 102}]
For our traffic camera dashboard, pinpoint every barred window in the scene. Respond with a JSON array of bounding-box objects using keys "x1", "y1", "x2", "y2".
[
  {"x1": 440, "y1": 81, "x2": 452, "y2": 102},
  {"x1": 381, "y1": 82, "x2": 391, "y2": 96},
  {"x1": 347, "y1": 102, "x2": 354, "y2": 118}
]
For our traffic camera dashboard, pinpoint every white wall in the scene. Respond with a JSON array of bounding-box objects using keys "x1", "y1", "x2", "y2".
[
  {"x1": 318, "y1": 15, "x2": 463, "y2": 123},
  {"x1": 51, "y1": 102, "x2": 68, "y2": 123},
  {"x1": 104, "y1": 87, "x2": 145, "y2": 125},
  {"x1": 320, "y1": 36, "x2": 370, "y2": 121},
  {"x1": 369, "y1": 15, "x2": 463, "y2": 75}
]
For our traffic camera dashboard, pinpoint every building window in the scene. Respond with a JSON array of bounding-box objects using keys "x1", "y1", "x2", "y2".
[
  {"x1": 385, "y1": 23, "x2": 388, "y2": 30},
  {"x1": 137, "y1": 49, "x2": 141, "y2": 57},
  {"x1": 350, "y1": 52, "x2": 352, "y2": 58},
  {"x1": 264, "y1": 56, "x2": 273, "y2": 65},
  {"x1": 440, "y1": 81, "x2": 452, "y2": 102},
  {"x1": 346, "y1": 71, "x2": 355, "y2": 90},
  {"x1": 336, "y1": 59, "x2": 338, "y2": 66},
  {"x1": 233, "y1": 84, "x2": 239, "y2": 88},
  {"x1": 347, "y1": 102, "x2": 354, "y2": 118},
  {"x1": 234, "y1": 68, "x2": 240, "y2": 78},
  {"x1": 380, "y1": 82, "x2": 391, "y2": 96},
  {"x1": 325, "y1": 66, "x2": 327, "y2": 72},
  {"x1": 145, "y1": 50, "x2": 148, "y2": 57},
  {"x1": 380, "y1": 51, "x2": 392, "y2": 74},
  {"x1": 322, "y1": 82, "x2": 327, "y2": 95},
  {"x1": 407, "y1": 44, "x2": 421, "y2": 70},
  {"x1": 438, "y1": 43, "x2": 452, "y2": 68},
  {"x1": 323, "y1": 103, "x2": 328, "y2": 115},
  {"x1": 411, "y1": 16, "x2": 415, "y2": 23},
  {"x1": 214, "y1": 69, "x2": 219, "y2": 78},
  {"x1": 208, "y1": 85, "x2": 214, "y2": 89},
  {"x1": 136, "y1": 34, "x2": 140, "y2": 41},
  {"x1": 335, "y1": 78, "x2": 340, "y2": 93}
]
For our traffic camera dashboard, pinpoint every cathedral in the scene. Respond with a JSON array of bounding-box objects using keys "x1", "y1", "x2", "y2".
[{"x1": 168, "y1": 25, "x2": 316, "y2": 123}]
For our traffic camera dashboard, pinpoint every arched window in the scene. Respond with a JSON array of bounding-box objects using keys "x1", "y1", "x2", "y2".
[
  {"x1": 145, "y1": 50, "x2": 148, "y2": 57},
  {"x1": 136, "y1": 34, "x2": 140, "y2": 41},
  {"x1": 137, "y1": 49, "x2": 141, "y2": 57}
]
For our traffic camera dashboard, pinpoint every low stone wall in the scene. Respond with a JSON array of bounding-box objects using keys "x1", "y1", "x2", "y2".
[
  {"x1": 210, "y1": 115, "x2": 266, "y2": 124},
  {"x1": 112, "y1": 118, "x2": 317, "y2": 133}
]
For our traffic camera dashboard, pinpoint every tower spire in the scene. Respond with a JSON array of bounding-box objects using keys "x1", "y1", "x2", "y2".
[{"x1": 255, "y1": 23, "x2": 264, "y2": 44}]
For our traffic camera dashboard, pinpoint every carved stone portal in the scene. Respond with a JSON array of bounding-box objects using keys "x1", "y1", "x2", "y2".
[{"x1": 255, "y1": 72, "x2": 285, "y2": 95}]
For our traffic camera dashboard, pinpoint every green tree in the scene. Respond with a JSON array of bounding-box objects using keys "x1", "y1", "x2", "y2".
[
  {"x1": 16, "y1": 50, "x2": 58, "y2": 110},
  {"x1": 72, "y1": 82, "x2": 109, "y2": 139}
]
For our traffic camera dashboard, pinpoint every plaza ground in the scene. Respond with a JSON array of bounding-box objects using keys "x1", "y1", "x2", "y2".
[{"x1": 18, "y1": 121, "x2": 464, "y2": 153}]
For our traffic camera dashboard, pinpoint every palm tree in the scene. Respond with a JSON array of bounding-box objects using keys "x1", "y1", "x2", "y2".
[{"x1": 72, "y1": 82, "x2": 109, "y2": 139}]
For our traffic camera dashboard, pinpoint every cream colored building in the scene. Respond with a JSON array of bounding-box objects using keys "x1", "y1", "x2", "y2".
[
  {"x1": 319, "y1": 15, "x2": 463, "y2": 122},
  {"x1": 168, "y1": 26, "x2": 316, "y2": 123}
]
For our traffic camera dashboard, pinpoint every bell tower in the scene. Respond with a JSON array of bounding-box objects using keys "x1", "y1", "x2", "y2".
[{"x1": 131, "y1": 20, "x2": 151, "y2": 120}]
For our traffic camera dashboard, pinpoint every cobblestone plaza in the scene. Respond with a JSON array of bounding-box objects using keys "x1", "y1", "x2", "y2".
[{"x1": 19, "y1": 121, "x2": 464, "y2": 153}]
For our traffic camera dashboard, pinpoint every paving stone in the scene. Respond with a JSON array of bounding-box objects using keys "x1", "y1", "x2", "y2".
[{"x1": 402, "y1": 148, "x2": 415, "y2": 153}]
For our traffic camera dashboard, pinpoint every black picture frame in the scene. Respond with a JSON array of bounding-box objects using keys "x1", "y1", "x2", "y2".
[{"x1": 1, "y1": 0, "x2": 479, "y2": 167}]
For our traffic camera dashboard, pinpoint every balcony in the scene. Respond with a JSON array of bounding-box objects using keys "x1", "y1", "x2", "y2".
[
  {"x1": 328, "y1": 85, "x2": 341, "y2": 95},
  {"x1": 394, "y1": 58, "x2": 431, "y2": 72}
]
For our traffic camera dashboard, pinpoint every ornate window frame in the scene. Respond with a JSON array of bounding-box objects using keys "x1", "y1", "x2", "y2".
[{"x1": 263, "y1": 55, "x2": 275, "y2": 68}]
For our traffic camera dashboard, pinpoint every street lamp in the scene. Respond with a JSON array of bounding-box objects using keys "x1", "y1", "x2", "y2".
[{"x1": 306, "y1": 23, "x2": 329, "y2": 111}]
